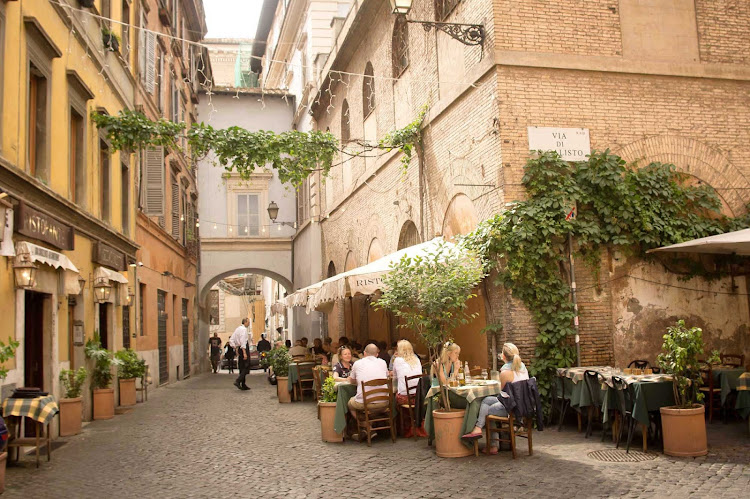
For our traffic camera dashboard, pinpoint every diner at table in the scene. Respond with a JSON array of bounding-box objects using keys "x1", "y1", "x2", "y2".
[{"x1": 333, "y1": 346, "x2": 354, "y2": 381}]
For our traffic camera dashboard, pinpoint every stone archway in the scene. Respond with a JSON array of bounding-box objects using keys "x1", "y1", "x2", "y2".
[
  {"x1": 199, "y1": 268, "x2": 292, "y2": 308},
  {"x1": 441, "y1": 193, "x2": 478, "y2": 240},
  {"x1": 397, "y1": 220, "x2": 420, "y2": 249},
  {"x1": 615, "y1": 136, "x2": 750, "y2": 216},
  {"x1": 367, "y1": 238, "x2": 384, "y2": 263}
]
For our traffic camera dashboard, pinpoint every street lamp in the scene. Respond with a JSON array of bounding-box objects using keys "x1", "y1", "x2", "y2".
[
  {"x1": 266, "y1": 201, "x2": 297, "y2": 230},
  {"x1": 388, "y1": 0, "x2": 485, "y2": 47},
  {"x1": 13, "y1": 251, "x2": 37, "y2": 289},
  {"x1": 93, "y1": 276, "x2": 112, "y2": 303},
  {"x1": 127, "y1": 287, "x2": 135, "y2": 305}
]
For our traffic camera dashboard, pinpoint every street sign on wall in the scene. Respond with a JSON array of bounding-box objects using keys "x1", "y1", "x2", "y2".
[{"x1": 528, "y1": 127, "x2": 591, "y2": 161}]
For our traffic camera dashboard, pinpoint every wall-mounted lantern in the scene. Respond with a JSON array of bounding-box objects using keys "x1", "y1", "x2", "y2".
[
  {"x1": 388, "y1": 0, "x2": 484, "y2": 47},
  {"x1": 93, "y1": 276, "x2": 112, "y2": 303},
  {"x1": 13, "y1": 251, "x2": 37, "y2": 289}
]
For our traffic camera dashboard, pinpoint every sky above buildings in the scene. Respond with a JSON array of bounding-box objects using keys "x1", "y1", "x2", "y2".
[{"x1": 204, "y1": 0, "x2": 263, "y2": 39}]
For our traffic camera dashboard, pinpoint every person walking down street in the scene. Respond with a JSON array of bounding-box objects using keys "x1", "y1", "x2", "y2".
[
  {"x1": 229, "y1": 318, "x2": 251, "y2": 390},
  {"x1": 208, "y1": 333, "x2": 223, "y2": 373},
  {"x1": 224, "y1": 342, "x2": 235, "y2": 374},
  {"x1": 257, "y1": 334, "x2": 272, "y2": 372}
]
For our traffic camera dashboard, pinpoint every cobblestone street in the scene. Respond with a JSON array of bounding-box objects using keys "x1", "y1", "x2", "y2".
[{"x1": 4, "y1": 372, "x2": 748, "y2": 499}]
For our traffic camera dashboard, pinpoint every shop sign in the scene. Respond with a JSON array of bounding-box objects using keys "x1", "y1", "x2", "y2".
[
  {"x1": 15, "y1": 202, "x2": 74, "y2": 250},
  {"x1": 93, "y1": 242, "x2": 125, "y2": 271},
  {"x1": 528, "y1": 127, "x2": 591, "y2": 161}
]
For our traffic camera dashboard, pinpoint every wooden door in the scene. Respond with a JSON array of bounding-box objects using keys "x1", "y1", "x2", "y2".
[{"x1": 24, "y1": 291, "x2": 46, "y2": 389}]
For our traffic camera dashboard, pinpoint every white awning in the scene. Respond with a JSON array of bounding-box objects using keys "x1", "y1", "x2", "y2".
[
  {"x1": 647, "y1": 228, "x2": 750, "y2": 256},
  {"x1": 16, "y1": 241, "x2": 78, "y2": 272},
  {"x1": 305, "y1": 237, "x2": 459, "y2": 313},
  {"x1": 270, "y1": 301, "x2": 285, "y2": 315},
  {"x1": 95, "y1": 266, "x2": 128, "y2": 284}
]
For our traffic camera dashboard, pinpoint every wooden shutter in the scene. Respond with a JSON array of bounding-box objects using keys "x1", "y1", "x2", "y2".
[
  {"x1": 171, "y1": 180, "x2": 179, "y2": 239},
  {"x1": 138, "y1": 12, "x2": 147, "y2": 84},
  {"x1": 145, "y1": 32, "x2": 156, "y2": 93},
  {"x1": 143, "y1": 146, "x2": 165, "y2": 216}
]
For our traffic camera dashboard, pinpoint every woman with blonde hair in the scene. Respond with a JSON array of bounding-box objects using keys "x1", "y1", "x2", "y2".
[
  {"x1": 461, "y1": 342, "x2": 529, "y2": 453},
  {"x1": 392, "y1": 340, "x2": 427, "y2": 438},
  {"x1": 432, "y1": 341, "x2": 461, "y2": 386}
]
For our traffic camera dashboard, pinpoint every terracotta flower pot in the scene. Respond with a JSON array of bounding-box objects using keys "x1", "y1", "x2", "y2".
[
  {"x1": 433, "y1": 409, "x2": 473, "y2": 458},
  {"x1": 119, "y1": 378, "x2": 137, "y2": 407},
  {"x1": 660, "y1": 404, "x2": 708, "y2": 457},
  {"x1": 59, "y1": 397, "x2": 83, "y2": 437},
  {"x1": 93, "y1": 388, "x2": 115, "y2": 420},
  {"x1": 0, "y1": 451, "x2": 6, "y2": 494},
  {"x1": 277, "y1": 377, "x2": 291, "y2": 403},
  {"x1": 319, "y1": 402, "x2": 343, "y2": 442}
]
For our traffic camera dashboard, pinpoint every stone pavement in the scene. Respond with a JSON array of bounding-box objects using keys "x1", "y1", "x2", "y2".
[{"x1": 3, "y1": 372, "x2": 749, "y2": 498}]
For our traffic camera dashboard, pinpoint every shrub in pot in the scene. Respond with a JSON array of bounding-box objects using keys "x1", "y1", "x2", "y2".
[
  {"x1": 318, "y1": 376, "x2": 342, "y2": 442},
  {"x1": 0, "y1": 337, "x2": 19, "y2": 494},
  {"x1": 85, "y1": 333, "x2": 121, "y2": 420},
  {"x1": 101, "y1": 27, "x2": 120, "y2": 52},
  {"x1": 115, "y1": 349, "x2": 146, "y2": 407},
  {"x1": 657, "y1": 320, "x2": 708, "y2": 457},
  {"x1": 374, "y1": 240, "x2": 485, "y2": 457},
  {"x1": 268, "y1": 346, "x2": 291, "y2": 403},
  {"x1": 58, "y1": 367, "x2": 88, "y2": 436}
]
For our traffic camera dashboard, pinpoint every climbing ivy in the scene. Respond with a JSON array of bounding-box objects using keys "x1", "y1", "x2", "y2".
[
  {"x1": 92, "y1": 110, "x2": 339, "y2": 187},
  {"x1": 378, "y1": 105, "x2": 427, "y2": 172},
  {"x1": 461, "y1": 150, "x2": 750, "y2": 402}
]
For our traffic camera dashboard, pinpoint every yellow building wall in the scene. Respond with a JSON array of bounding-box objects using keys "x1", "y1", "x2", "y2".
[{"x1": 0, "y1": 261, "x2": 17, "y2": 370}]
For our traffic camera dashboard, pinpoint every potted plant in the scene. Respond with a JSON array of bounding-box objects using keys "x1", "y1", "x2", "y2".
[
  {"x1": 268, "y1": 346, "x2": 291, "y2": 403},
  {"x1": 58, "y1": 367, "x2": 88, "y2": 436},
  {"x1": 0, "y1": 337, "x2": 19, "y2": 494},
  {"x1": 657, "y1": 320, "x2": 709, "y2": 457},
  {"x1": 115, "y1": 349, "x2": 146, "y2": 407},
  {"x1": 318, "y1": 376, "x2": 342, "y2": 442},
  {"x1": 101, "y1": 27, "x2": 120, "y2": 52},
  {"x1": 375, "y1": 240, "x2": 485, "y2": 458},
  {"x1": 85, "y1": 333, "x2": 121, "y2": 420}
]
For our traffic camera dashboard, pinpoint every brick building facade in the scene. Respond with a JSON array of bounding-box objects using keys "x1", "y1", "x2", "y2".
[{"x1": 298, "y1": 0, "x2": 750, "y2": 367}]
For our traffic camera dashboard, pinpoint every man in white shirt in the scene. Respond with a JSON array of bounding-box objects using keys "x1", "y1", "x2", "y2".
[
  {"x1": 229, "y1": 318, "x2": 251, "y2": 390},
  {"x1": 288, "y1": 340, "x2": 308, "y2": 358},
  {"x1": 348, "y1": 343, "x2": 389, "y2": 415}
]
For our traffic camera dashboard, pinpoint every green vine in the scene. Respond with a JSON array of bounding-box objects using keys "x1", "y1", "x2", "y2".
[
  {"x1": 461, "y1": 150, "x2": 750, "y2": 404},
  {"x1": 92, "y1": 110, "x2": 339, "y2": 187},
  {"x1": 378, "y1": 105, "x2": 427, "y2": 172}
]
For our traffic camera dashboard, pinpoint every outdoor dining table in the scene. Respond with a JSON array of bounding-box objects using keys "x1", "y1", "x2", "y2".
[
  {"x1": 332, "y1": 381, "x2": 398, "y2": 435},
  {"x1": 423, "y1": 380, "x2": 502, "y2": 449},
  {"x1": 557, "y1": 366, "x2": 619, "y2": 411},
  {"x1": 711, "y1": 366, "x2": 747, "y2": 406},
  {"x1": 2, "y1": 395, "x2": 59, "y2": 467}
]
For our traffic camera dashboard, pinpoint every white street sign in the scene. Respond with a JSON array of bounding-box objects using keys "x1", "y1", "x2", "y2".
[{"x1": 528, "y1": 127, "x2": 591, "y2": 161}]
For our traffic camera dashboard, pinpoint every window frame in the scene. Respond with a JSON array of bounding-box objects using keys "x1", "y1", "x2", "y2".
[
  {"x1": 26, "y1": 47, "x2": 52, "y2": 181},
  {"x1": 392, "y1": 16, "x2": 410, "y2": 78},
  {"x1": 362, "y1": 62, "x2": 375, "y2": 119},
  {"x1": 121, "y1": 158, "x2": 130, "y2": 236},
  {"x1": 99, "y1": 135, "x2": 112, "y2": 223},
  {"x1": 434, "y1": 0, "x2": 460, "y2": 21},
  {"x1": 341, "y1": 99, "x2": 350, "y2": 144},
  {"x1": 235, "y1": 192, "x2": 261, "y2": 237},
  {"x1": 69, "y1": 102, "x2": 86, "y2": 206}
]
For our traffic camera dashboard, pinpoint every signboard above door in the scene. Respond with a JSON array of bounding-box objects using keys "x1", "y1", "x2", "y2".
[
  {"x1": 93, "y1": 242, "x2": 125, "y2": 271},
  {"x1": 14, "y1": 201, "x2": 75, "y2": 250}
]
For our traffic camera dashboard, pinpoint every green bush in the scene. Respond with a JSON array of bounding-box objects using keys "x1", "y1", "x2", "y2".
[
  {"x1": 658, "y1": 320, "x2": 705, "y2": 409},
  {"x1": 85, "y1": 332, "x2": 121, "y2": 389},
  {"x1": 59, "y1": 367, "x2": 88, "y2": 398},
  {"x1": 0, "y1": 337, "x2": 20, "y2": 380},
  {"x1": 268, "y1": 346, "x2": 291, "y2": 377},
  {"x1": 319, "y1": 375, "x2": 337, "y2": 403},
  {"x1": 115, "y1": 349, "x2": 147, "y2": 379}
]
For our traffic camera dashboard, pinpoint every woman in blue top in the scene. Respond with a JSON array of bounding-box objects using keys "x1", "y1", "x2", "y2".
[{"x1": 432, "y1": 342, "x2": 461, "y2": 385}]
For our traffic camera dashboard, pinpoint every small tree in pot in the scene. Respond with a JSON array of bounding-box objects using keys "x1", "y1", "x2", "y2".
[
  {"x1": 85, "y1": 333, "x2": 121, "y2": 420},
  {"x1": 268, "y1": 346, "x2": 291, "y2": 403},
  {"x1": 374, "y1": 240, "x2": 485, "y2": 457},
  {"x1": 657, "y1": 320, "x2": 708, "y2": 457},
  {"x1": 115, "y1": 349, "x2": 146, "y2": 407},
  {"x1": 318, "y1": 375, "x2": 342, "y2": 442},
  {"x1": 58, "y1": 367, "x2": 88, "y2": 436}
]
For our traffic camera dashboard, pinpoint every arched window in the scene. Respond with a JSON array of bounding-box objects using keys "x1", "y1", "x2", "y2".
[
  {"x1": 435, "y1": 0, "x2": 460, "y2": 21},
  {"x1": 341, "y1": 99, "x2": 350, "y2": 144},
  {"x1": 397, "y1": 220, "x2": 420, "y2": 249},
  {"x1": 392, "y1": 16, "x2": 409, "y2": 78},
  {"x1": 327, "y1": 261, "x2": 337, "y2": 278},
  {"x1": 362, "y1": 62, "x2": 375, "y2": 118}
]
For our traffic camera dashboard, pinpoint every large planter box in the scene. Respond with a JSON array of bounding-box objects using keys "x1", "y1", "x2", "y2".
[
  {"x1": 319, "y1": 402, "x2": 343, "y2": 442},
  {"x1": 433, "y1": 409, "x2": 473, "y2": 458},
  {"x1": 59, "y1": 397, "x2": 83, "y2": 436},
  {"x1": 119, "y1": 378, "x2": 137, "y2": 407},
  {"x1": 660, "y1": 404, "x2": 708, "y2": 457},
  {"x1": 277, "y1": 377, "x2": 291, "y2": 403},
  {"x1": 93, "y1": 388, "x2": 115, "y2": 420}
]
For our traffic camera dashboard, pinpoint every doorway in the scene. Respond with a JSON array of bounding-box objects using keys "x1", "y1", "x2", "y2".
[
  {"x1": 157, "y1": 290, "x2": 168, "y2": 385},
  {"x1": 182, "y1": 299, "x2": 189, "y2": 379},
  {"x1": 99, "y1": 303, "x2": 109, "y2": 350},
  {"x1": 24, "y1": 291, "x2": 47, "y2": 389}
]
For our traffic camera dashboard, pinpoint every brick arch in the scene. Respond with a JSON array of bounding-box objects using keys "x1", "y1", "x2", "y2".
[
  {"x1": 614, "y1": 136, "x2": 750, "y2": 216},
  {"x1": 441, "y1": 193, "x2": 478, "y2": 241},
  {"x1": 344, "y1": 251, "x2": 358, "y2": 271}
]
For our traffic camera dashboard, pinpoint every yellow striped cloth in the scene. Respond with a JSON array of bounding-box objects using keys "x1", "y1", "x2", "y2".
[
  {"x1": 738, "y1": 372, "x2": 750, "y2": 391},
  {"x1": 2, "y1": 395, "x2": 59, "y2": 424}
]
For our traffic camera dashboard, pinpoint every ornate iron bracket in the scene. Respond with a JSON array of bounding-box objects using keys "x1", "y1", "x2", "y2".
[{"x1": 407, "y1": 19, "x2": 484, "y2": 46}]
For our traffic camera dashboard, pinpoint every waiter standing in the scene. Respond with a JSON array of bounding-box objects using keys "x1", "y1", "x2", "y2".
[{"x1": 229, "y1": 318, "x2": 251, "y2": 390}]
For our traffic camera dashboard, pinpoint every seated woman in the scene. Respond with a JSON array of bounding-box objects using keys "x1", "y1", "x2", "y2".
[
  {"x1": 462, "y1": 343, "x2": 528, "y2": 453},
  {"x1": 392, "y1": 340, "x2": 427, "y2": 438},
  {"x1": 431, "y1": 342, "x2": 461, "y2": 386},
  {"x1": 332, "y1": 346, "x2": 355, "y2": 381}
]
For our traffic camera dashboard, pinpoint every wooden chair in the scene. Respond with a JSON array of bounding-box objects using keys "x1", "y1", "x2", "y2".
[
  {"x1": 611, "y1": 376, "x2": 637, "y2": 452},
  {"x1": 355, "y1": 378, "x2": 396, "y2": 446},
  {"x1": 295, "y1": 361, "x2": 316, "y2": 402},
  {"x1": 627, "y1": 360, "x2": 650, "y2": 370},
  {"x1": 699, "y1": 362, "x2": 723, "y2": 423},
  {"x1": 136, "y1": 365, "x2": 149, "y2": 403},
  {"x1": 720, "y1": 353, "x2": 744, "y2": 368},
  {"x1": 550, "y1": 371, "x2": 571, "y2": 431},
  {"x1": 485, "y1": 413, "x2": 533, "y2": 459},
  {"x1": 582, "y1": 370, "x2": 607, "y2": 438},
  {"x1": 400, "y1": 373, "x2": 424, "y2": 440}
]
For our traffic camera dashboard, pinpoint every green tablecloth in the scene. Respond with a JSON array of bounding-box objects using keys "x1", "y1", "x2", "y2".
[
  {"x1": 287, "y1": 364, "x2": 298, "y2": 392},
  {"x1": 736, "y1": 373, "x2": 750, "y2": 419},
  {"x1": 601, "y1": 380, "x2": 675, "y2": 426},
  {"x1": 712, "y1": 368, "x2": 746, "y2": 405},
  {"x1": 333, "y1": 384, "x2": 357, "y2": 434}
]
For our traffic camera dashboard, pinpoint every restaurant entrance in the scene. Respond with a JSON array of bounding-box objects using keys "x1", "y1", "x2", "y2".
[
  {"x1": 24, "y1": 291, "x2": 48, "y2": 390},
  {"x1": 99, "y1": 303, "x2": 110, "y2": 350}
]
